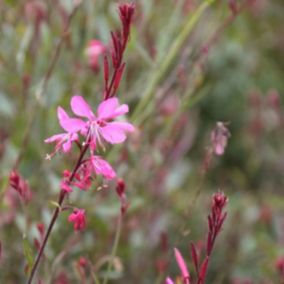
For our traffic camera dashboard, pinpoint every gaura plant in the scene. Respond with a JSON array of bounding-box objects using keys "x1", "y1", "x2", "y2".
[{"x1": 27, "y1": 3, "x2": 135, "y2": 283}]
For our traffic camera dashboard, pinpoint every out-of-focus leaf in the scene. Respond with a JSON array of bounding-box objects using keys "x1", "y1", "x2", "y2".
[
  {"x1": 22, "y1": 236, "x2": 34, "y2": 275},
  {"x1": 0, "y1": 92, "x2": 14, "y2": 117}
]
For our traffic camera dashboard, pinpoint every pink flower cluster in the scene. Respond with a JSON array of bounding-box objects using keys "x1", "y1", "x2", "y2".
[
  {"x1": 45, "y1": 96, "x2": 134, "y2": 230},
  {"x1": 44, "y1": 3, "x2": 135, "y2": 233},
  {"x1": 86, "y1": 40, "x2": 106, "y2": 71}
]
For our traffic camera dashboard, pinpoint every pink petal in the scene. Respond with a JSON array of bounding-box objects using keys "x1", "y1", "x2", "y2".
[
  {"x1": 57, "y1": 106, "x2": 69, "y2": 121},
  {"x1": 110, "y1": 121, "x2": 135, "y2": 132},
  {"x1": 215, "y1": 144, "x2": 224, "y2": 155},
  {"x1": 44, "y1": 133, "x2": 65, "y2": 143},
  {"x1": 68, "y1": 213, "x2": 76, "y2": 222},
  {"x1": 70, "y1": 133, "x2": 79, "y2": 142},
  {"x1": 174, "y1": 248, "x2": 190, "y2": 281},
  {"x1": 166, "y1": 277, "x2": 175, "y2": 284},
  {"x1": 100, "y1": 124, "x2": 126, "y2": 144},
  {"x1": 113, "y1": 104, "x2": 129, "y2": 117},
  {"x1": 62, "y1": 140, "x2": 72, "y2": 152},
  {"x1": 97, "y1": 98, "x2": 119, "y2": 119},
  {"x1": 59, "y1": 117, "x2": 86, "y2": 133},
  {"x1": 71, "y1": 96, "x2": 95, "y2": 119},
  {"x1": 91, "y1": 156, "x2": 116, "y2": 180},
  {"x1": 100, "y1": 122, "x2": 134, "y2": 144}
]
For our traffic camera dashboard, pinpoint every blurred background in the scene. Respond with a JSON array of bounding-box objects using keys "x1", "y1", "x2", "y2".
[{"x1": 0, "y1": 0, "x2": 284, "y2": 283}]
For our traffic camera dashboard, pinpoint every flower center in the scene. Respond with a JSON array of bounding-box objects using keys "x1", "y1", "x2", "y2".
[{"x1": 96, "y1": 119, "x2": 107, "y2": 127}]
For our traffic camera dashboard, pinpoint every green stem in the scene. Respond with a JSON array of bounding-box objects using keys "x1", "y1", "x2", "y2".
[
  {"x1": 131, "y1": 0, "x2": 215, "y2": 125},
  {"x1": 102, "y1": 214, "x2": 123, "y2": 284}
]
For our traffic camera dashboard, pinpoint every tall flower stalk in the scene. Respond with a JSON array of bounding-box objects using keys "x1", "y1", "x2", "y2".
[
  {"x1": 27, "y1": 3, "x2": 135, "y2": 283},
  {"x1": 167, "y1": 191, "x2": 228, "y2": 284}
]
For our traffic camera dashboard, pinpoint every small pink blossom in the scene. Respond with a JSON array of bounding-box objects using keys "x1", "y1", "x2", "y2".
[
  {"x1": 9, "y1": 170, "x2": 32, "y2": 203},
  {"x1": 72, "y1": 167, "x2": 92, "y2": 191},
  {"x1": 116, "y1": 179, "x2": 129, "y2": 214},
  {"x1": 70, "y1": 96, "x2": 135, "y2": 149},
  {"x1": 90, "y1": 155, "x2": 116, "y2": 180},
  {"x1": 210, "y1": 122, "x2": 230, "y2": 156},
  {"x1": 60, "y1": 180, "x2": 73, "y2": 193},
  {"x1": 68, "y1": 209, "x2": 86, "y2": 231},
  {"x1": 78, "y1": 257, "x2": 88, "y2": 267},
  {"x1": 45, "y1": 107, "x2": 84, "y2": 158},
  {"x1": 86, "y1": 40, "x2": 106, "y2": 71}
]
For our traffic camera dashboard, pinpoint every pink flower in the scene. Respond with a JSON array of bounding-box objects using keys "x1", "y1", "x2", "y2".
[
  {"x1": 86, "y1": 154, "x2": 116, "y2": 180},
  {"x1": 60, "y1": 180, "x2": 73, "y2": 193},
  {"x1": 70, "y1": 96, "x2": 135, "y2": 149},
  {"x1": 210, "y1": 122, "x2": 230, "y2": 156},
  {"x1": 68, "y1": 209, "x2": 86, "y2": 231},
  {"x1": 86, "y1": 40, "x2": 106, "y2": 71},
  {"x1": 45, "y1": 107, "x2": 84, "y2": 158},
  {"x1": 174, "y1": 248, "x2": 190, "y2": 284}
]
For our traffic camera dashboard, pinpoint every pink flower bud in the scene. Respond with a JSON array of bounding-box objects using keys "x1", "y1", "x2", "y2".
[
  {"x1": 60, "y1": 180, "x2": 73, "y2": 193},
  {"x1": 86, "y1": 40, "x2": 106, "y2": 72},
  {"x1": 212, "y1": 191, "x2": 228, "y2": 211},
  {"x1": 25, "y1": 0, "x2": 47, "y2": 26},
  {"x1": 276, "y1": 256, "x2": 284, "y2": 277},
  {"x1": 36, "y1": 223, "x2": 45, "y2": 238},
  {"x1": 210, "y1": 122, "x2": 230, "y2": 156},
  {"x1": 116, "y1": 179, "x2": 125, "y2": 197},
  {"x1": 116, "y1": 179, "x2": 129, "y2": 215},
  {"x1": 68, "y1": 209, "x2": 86, "y2": 231},
  {"x1": 9, "y1": 170, "x2": 32, "y2": 203},
  {"x1": 78, "y1": 257, "x2": 87, "y2": 267}
]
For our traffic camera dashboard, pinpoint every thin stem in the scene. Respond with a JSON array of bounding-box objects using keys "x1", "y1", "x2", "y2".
[
  {"x1": 102, "y1": 214, "x2": 123, "y2": 284},
  {"x1": 104, "y1": 34, "x2": 128, "y2": 100},
  {"x1": 27, "y1": 142, "x2": 89, "y2": 284},
  {"x1": 154, "y1": 273, "x2": 164, "y2": 284}
]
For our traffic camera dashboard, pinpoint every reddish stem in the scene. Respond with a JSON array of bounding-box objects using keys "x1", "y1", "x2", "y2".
[{"x1": 27, "y1": 143, "x2": 89, "y2": 284}]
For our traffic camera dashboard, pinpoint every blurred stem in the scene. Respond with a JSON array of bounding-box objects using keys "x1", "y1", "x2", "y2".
[
  {"x1": 102, "y1": 214, "x2": 123, "y2": 284},
  {"x1": 90, "y1": 267, "x2": 101, "y2": 284},
  {"x1": 131, "y1": 0, "x2": 215, "y2": 125}
]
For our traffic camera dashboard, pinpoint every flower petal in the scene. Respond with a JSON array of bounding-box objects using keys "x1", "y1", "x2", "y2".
[
  {"x1": 97, "y1": 98, "x2": 119, "y2": 119},
  {"x1": 113, "y1": 104, "x2": 129, "y2": 117},
  {"x1": 100, "y1": 124, "x2": 126, "y2": 144},
  {"x1": 111, "y1": 121, "x2": 135, "y2": 132},
  {"x1": 174, "y1": 248, "x2": 190, "y2": 281},
  {"x1": 91, "y1": 156, "x2": 116, "y2": 180},
  {"x1": 59, "y1": 118, "x2": 86, "y2": 133},
  {"x1": 44, "y1": 133, "x2": 65, "y2": 143},
  {"x1": 166, "y1": 277, "x2": 175, "y2": 284},
  {"x1": 71, "y1": 96, "x2": 95, "y2": 119},
  {"x1": 62, "y1": 140, "x2": 72, "y2": 152},
  {"x1": 57, "y1": 106, "x2": 69, "y2": 121},
  {"x1": 100, "y1": 122, "x2": 134, "y2": 144}
]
